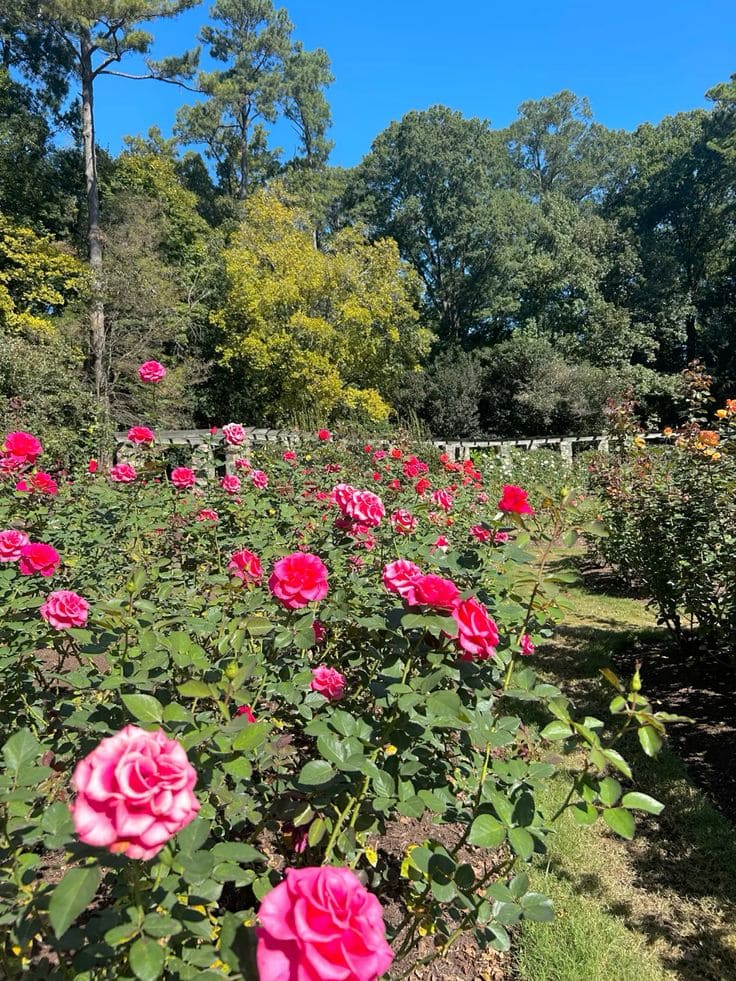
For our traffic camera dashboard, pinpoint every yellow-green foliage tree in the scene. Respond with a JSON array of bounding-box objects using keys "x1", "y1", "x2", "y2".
[
  {"x1": 0, "y1": 212, "x2": 86, "y2": 333},
  {"x1": 216, "y1": 189, "x2": 429, "y2": 423}
]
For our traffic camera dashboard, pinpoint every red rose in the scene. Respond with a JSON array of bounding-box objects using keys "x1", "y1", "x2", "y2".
[
  {"x1": 317, "y1": 428, "x2": 331, "y2": 441},
  {"x1": 391, "y1": 509, "x2": 417, "y2": 534},
  {"x1": 127, "y1": 426, "x2": 155, "y2": 446},
  {"x1": 87, "y1": 459, "x2": 98, "y2": 474},
  {"x1": 498, "y1": 484, "x2": 534, "y2": 515},
  {"x1": 269, "y1": 552, "x2": 329, "y2": 609},
  {"x1": 451, "y1": 597, "x2": 499, "y2": 660},
  {"x1": 470, "y1": 524, "x2": 491, "y2": 543},
  {"x1": 19, "y1": 542, "x2": 60, "y2": 577},
  {"x1": 235, "y1": 705, "x2": 256, "y2": 722},
  {"x1": 195, "y1": 508, "x2": 219, "y2": 523},
  {"x1": 410, "y1": 573, "x2": 460, "y2": 611}
]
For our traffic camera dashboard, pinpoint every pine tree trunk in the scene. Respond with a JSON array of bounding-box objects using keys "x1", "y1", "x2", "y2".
[{"x1": 80, "y1": 34, "x2": 107, "y2": 408}]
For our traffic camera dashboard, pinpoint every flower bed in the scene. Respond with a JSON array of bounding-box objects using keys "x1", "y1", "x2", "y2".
[{"x1": 0, "y1": 397, "x2": 677, "y2": 979}]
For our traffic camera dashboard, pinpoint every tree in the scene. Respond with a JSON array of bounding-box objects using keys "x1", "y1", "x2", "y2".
[
  {"x1": 176, "y1": 0, "x2": 332, "y2": 198},
  {"x1": 214, "y1": 188, "x2": 429, "y2": 424},
  {"x1": 18, "y1": 1, "x2": 200, "y2": 411},
  {"x1": 348, "y1": 106, "x2": 527, "y2": 344}
]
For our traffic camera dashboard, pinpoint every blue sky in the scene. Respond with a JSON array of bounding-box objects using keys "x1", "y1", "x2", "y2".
[{"x1": 93, "y1": 0, "x2": 736, "y2": 167}]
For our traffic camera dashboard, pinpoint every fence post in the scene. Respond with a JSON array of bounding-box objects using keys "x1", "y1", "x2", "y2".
[{"x1": 560, "y1": 439, "x2": 574, "y2": 464}]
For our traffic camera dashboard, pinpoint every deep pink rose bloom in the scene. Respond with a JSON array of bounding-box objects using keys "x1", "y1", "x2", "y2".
[
  {"x1": 29, "y1": 472, "x2": 58, "y2": 496},
  {"x1": 332, "y1": 482, "x2": 356, "y2": 511},
  {"x1": 520, "y1": 633, "x2": 536, "y2": 656},
  {"x1": 310, "y1": 665, "x2": 345, "y2": 701},
  {"x1": 87, "y1": 459, "x2": 98, "y2": 474},
  {"x1": 283, "y1": 450, "x2": 297, "y2": 463},
  {"x1": 228, "y1": 548, "x2": 263, "y2": 584},
  {"x1": 470, "y1": 525, "x2": 491, "y2": 543},
  {"x1": 40, "y1": 590, "x2": 89, "y2": 630},
  {"x1": 251, "y1": 469, "x2": 268, "y2": 489},
  {"x1": 312, "y1": 620, "x2": 327, "y2": 645},
  {"x1": 391, "y1": 509, "x2": 417, "y2": 535},
  {"x1": 451, "y1": 598, "x2": 499, "y2": 660},
  {"x1": 269, "y1": 552, "x2": 328, "y2": 610},
  {"x1": 410, "y1": 574, "x2": 460, "y2": 611},
  {"x1": 373, "y1": 450, "x2": 386, "y2": 461},
  {"x1": 195, "y1": 507, "x2": 219, "y2": 523},
  {"x1": 138, "y1": 360, "x2": 166, "y2": 384},
  {"x1": 70, "y1": 726, "x2": 199, "y2": 860},
  {"x1": 0, "y1": 529, "x2": 30, "y2": 562},
  {"x1": 345, "y1": 489, "x2": 385, "y2": 528},
  {"x1": 14, "y1": 479, "x2": 29, "y2": 492},
  {"x1": 3, "y1": 431, "x2": 42, "y2": 464},
  {"x1": 494, "y1": 531, "x2": 510, "y2": 544},
  {"x1": 431, "y1": 488, "x2": 454, "y2": 512},
  {"x1": 222, "y1": 422, "x2": 246, "y2": 446},
  {"x1": 109, "y1": 463, "x2": 137, "y2": 484},
  {"x1": 220, "y1": 474, "x2": 241, "y2": 495},
  {"x1": 317, "y1": 429, "x2": 331, "y2": 441},
  {"x1": 171, "y1": 467, "x2": 196, "y2": 490},
  {"x1": 431, "y1": 535, "x2": 450, "y2": 553},
  {"x1": 498, "y1": 484, "x2": 534, "y2": 515},
  {"x1": 256, "y1": 866, "x2": 393, "y2": 981},
  {"x1": 19, "y1": 542, "x2": 60, "y2": 577},
  {"x1": 382, "y1": 559, "x2": 422, "y2": 600},
  {"x1": 127, "y1": 426, "x2": 155, "y2": 446},
  {"x1": 236, "y1": 705, "x2": 256, "y2": 722},
  {"x1": 415, "y1": 477, "x2": 431, "y2": 496}
]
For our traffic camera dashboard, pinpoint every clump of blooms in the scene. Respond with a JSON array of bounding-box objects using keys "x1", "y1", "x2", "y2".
[
  {"x1": 222, "y1": 422, "x2": 246, "y2": 446},
  {"x1": 40, "y1": 590, "x2": 90, "y2": 630},
  {"x1": 310, "y1": 665, "x2": 346, "y2": 700},
  {"x1": 70, "y1": 726, "x2": 199, "y2": 860},
  {"x1": 498, "y1": 484, "x2": 534, "y2": 515},
  {"x1": 269, "y1": 552, "x2": 329, "y2": 609},
  {"x1": 256, "y1": 866, "x2": 393, "y2": 981},
  {"x1": 109, "y1": 463, "x2": 137, "y2": 484},
  {"x1": 170, "y1": 467, "x2": 196, "y2": 490},
  {"x1": 138, "y1": 360, "x2": 166, "y2": 384},
  {"x1": 19, "y1": 542, "x2": 60, "y2": 577},
  {"x1": 228, "y1": 548, "x2": 263, "y2": 584}
]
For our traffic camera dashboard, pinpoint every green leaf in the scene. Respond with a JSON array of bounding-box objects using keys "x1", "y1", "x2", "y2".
[
  {"x1": 49, "y1": 865, "x2": 100, "y2": 938},
  {"x1": 540, "y1": 721, "x2": 573, "y2": 741},
  {"x1": 211, "y1": 842, "x2": 266, "y2": 864},
  {"x1": 570, "y1": 802, "x2": 598, "y2": 826},
  {"x1": 598, "y1": 777, "x2": 622, "y2": 806},
  {"x1": 621, "y1": 792, "x2": 664, "y2": 815},
  {"x1": 3, "y1": 728, "x2": 41, "y2": 773},
  {"x1": 177, "y1": 680, "x2": 213, "y2": 699},
  {"x1": 508, "y1": 826, "x2": 535, "y2": 860},
  {"x1": 129, "y1": 936, "x2": 165, "y2": 981},
  {"x1": 298, "y1": 760, "x2": 335, "y2": 785},
  {"x1": 638, "y1": 725, "x2": 663, "y2": 757},
  {"x1": 232, "y1": 721, "x2": 269, "y2": 753},
  {"x1": 520, "y1": 892, "x2": 555, "y2": 922},
  {"x1": 121, "y1": 694, "x2": 163, "y2": 725},
  {"x1": 467, "y1": 814, "x2": 506, "y2": 848},
  {"x1": 602, "y1": 807, "x2": 636, "y2": 840}
]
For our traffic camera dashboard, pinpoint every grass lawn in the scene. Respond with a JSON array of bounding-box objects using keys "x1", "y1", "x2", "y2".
[{"x1": 515, "y1": 574, "x2": 736, "y2": 981}]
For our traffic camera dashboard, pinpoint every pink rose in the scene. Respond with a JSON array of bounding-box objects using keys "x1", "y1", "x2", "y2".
[
  {"x1": 431, "y1": 488, "x2": 454, "y2": 512},
  {"x1": 2, "y1": 431, "x2": 42, "y2": 465},
  {"x1": 477, "y1": 491, "x2": 489, "y2": 503},
  {"x1": 283, "y1": 450, "x2": 297, "y2": 463},
  {"x1": 19, "y1": 542, "x2": 60, "y2": 577},
  {"x1": 498, "y1": 484, "x2": 534, "y2": 515},
  {"x1": 220, "y1": 474, "x2": 241, "y2": 495},
  {"x1": 451, "y1": 598, "x2": 499, "y2": 660},
  {"x1": 171, "y1": 467, "x2": 196, "y2": 490},
  {"x1": 494, "y1": 531, "x2": 510, "y2": 544},
  {"x1": 332, "y1": 482, "x2": 356, "y2": 511},
  {"x1": 236, "y1": 705, "x2": 256, "y2": 722},
  {"x1": 138, "y1": 360, "x2": 166, "y2": 384},
  {"x1": 317, "y1": 428, "x2": 331, "y2": 441},
  {"x1": 312, "y1": 620, "x2": 327, "y2": 645},
  {"x1": 470, "y1": 525, "x2": 491, "y2": 543},
  {"x1": 382, "y1": 559, "x2": 422, "y2": 600},
  {"x1": 410, "y1": 573, "x2": 460, "y2": 611},
  {"x1": 234, "y1": 457, "x2": 251, "y2": 471},
  {"x1": 222, "y1": 422, "x2": 246, "y2": 446},
  {"x1": 373, "y1": 450, "x2": 386, "y2": 461},
  {"x1": 228, "y1": 548, "x2": 263, "y2": 584},
  {"x1": 0, "y1": 529, "x2": 30, "y2": 562},
  {"x1": 195, "y1": 507, "x2": 219, "y2": 523},
  {"x1": 28, "y1": 472, "x2": 58, "y2": 496},
  {"x1": 127, "y1": 426, "x2": 155, "y2": 446},
  {"x1": 40, "y1": 590, "x2": 90, "y2": 630},
  {"x1": 431, "y1": 535, "x2": 450, "y2": 553},
  {"x1": 251, "y1": 469, "x2": 268, "y2": 489},
  {"x1": 257, "y1": 866, "x2": 393, "y2": 981},
  {"x1": 109, "y1": 463, "x2": 137, "y2": 484},
  {"x1": 269, "y1": 552, "x2": 329, "y2": 610},
  {"x1": 391, "y1": 509, "x2": 417, "y2": 535},
  {"x1": 345, "y1": 489, "x2": 385, "y2": 528},
  {"x1": 310, "y1": 665, "x2": 346, "y2": 700},
  {"x1": 520, "y1": 633, "x2": 536, "y2": 656},
  {"x1": 70, "y1": 725, "x2": 199, "y2": 860}
]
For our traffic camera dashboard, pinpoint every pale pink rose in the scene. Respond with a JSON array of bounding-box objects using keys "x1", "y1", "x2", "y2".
[
  {"x1": 220, "y1": 474, "x2": 241, "y2": 495},
  {"x1": 256, "y1": 866, "x2": 393, "y2": 981},
  {"x1": 520, "y1": 633, "x2": 536, "y2": 656},
  {"x1": 451, "y1": 597, "x2": 499, "y2": 660},
  {"x1": 228, "y1": 548, "x2": 263, "y2": 584},
  {"x1": 250, "y1": 469, "x2": 268, "y2": 489},
  {"x1": 382, "y1": 559, "x2": 422, "y2": 601},
  {"x1": 138, "y1": 360, "x2": 166, "y2": 384},
  {"x1": 40, "y1": 590, "x2": 90, "y2": 630},
  {"x1": 345, "y1": 489, "x2": 385, "y2": 527},
  {"x1": 195, "y1": 508, "x2": 219, "y2": 523},
  {"x1": 127, "y1": 426, "x2": 155, "y2": 446},
  {"x1": 70, "y1": 726, "x2": 199, "y2": 860},
  {"x1": 477, "y1": 491, "x2": 489, "y2": 504},
  {"x1": 410, "y1": 573, "x2": 460, "y2": 611},
  {"x1": 269, "y1": 552, "x2": 329, "y2": 610},
  {"x1": 109, "y1": 463, "x2": 137, "y2": 484},
  {"x1": 310, "y1": 665, "x2": 346, "y2": 700},
  {"x1": 171, "y1": 467, "x2": 196, "y2": 490},
  {"x1": 2, "y1": 431, "x2": 42, "y2": 464},
  {"x1": 222, "y1": 422, "x2": 246, "y2": 446},
  {"x1": 19, "y1": 542, "x2": 60, "y2": 577},
  {"x1": 391, "y1": 509, "x2": 417, "y2": 535},
  {"x1": 0, "y1": 529, "x2": 30, "y2": 562}
]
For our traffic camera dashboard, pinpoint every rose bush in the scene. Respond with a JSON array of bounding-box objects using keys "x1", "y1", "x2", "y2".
[{"x1": 0, "y1": 423, "x2": 678, "y2": 979}]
